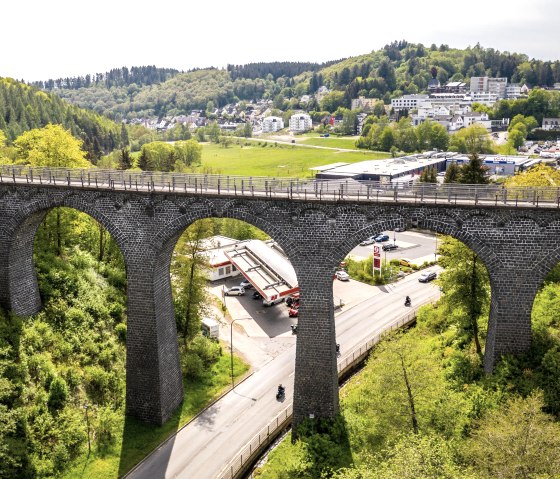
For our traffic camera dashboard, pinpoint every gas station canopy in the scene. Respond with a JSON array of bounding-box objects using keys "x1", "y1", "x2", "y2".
[{"x1": 225, "y1": 240, "x2": 298, "y2": 300}]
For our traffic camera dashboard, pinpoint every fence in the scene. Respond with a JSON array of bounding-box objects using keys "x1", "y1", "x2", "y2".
[
  {"x1": 2, "y1": 165, "x2": 560, "y2": 208},
  {"x1": 216, "y1": 297, "x2": 433, "y2": 479}
]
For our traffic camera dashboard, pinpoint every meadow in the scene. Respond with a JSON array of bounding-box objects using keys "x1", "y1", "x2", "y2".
[{"x1": 197, "y1": 142, "x2": 389, "y2": 177}]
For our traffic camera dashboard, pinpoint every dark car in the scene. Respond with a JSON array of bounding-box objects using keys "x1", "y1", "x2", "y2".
[
  {"x1": 418, "y1": 271, "x2": 437, "y2": 283},
  {"x1": 375, "y1": 234, "x2": 390, "y2": 242},
  {"x1": 382, "y1": 243, "x2": 398, "y2": 251},
  {"x1": 252, "y1": 291, "x2": 262, "y2": 300}
]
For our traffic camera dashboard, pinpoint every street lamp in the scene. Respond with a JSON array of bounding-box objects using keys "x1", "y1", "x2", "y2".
[
  {"x1": 230, "y1": 318, "x2": 247, "y2": 388},
  {"x1": 83, "y1": 403, "x2": 91, "y2": 456}
]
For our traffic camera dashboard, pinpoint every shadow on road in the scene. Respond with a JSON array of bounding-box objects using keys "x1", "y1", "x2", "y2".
[{"x1": 117, "y1": 406, "x2": 181, "y2": 478}]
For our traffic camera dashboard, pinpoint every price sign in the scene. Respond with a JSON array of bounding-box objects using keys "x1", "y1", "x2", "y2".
[{"x1": 373, "y1": 246, "x2": 381, "y2": 273}]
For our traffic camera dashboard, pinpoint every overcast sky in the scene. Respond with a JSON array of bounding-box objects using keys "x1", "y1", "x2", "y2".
[{"x1": 4, "y1": 0, "x2": 559, "y2": 82}]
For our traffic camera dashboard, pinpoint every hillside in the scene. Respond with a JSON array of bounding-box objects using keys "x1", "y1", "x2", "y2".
[
  {"x1": 31, "y1": 41, "x2": 560, "y2": 121},
  {"x1": 0, "y1": 78, "x2": 125, "y2": 160}
]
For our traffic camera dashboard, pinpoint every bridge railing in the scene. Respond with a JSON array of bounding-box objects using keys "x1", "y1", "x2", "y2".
[
  {"x1": 2, "y1": 165, "x2": 560, "y2": 207},
  {"x1": 216, "y1": 297, "x2": 435, "y2": 479}
]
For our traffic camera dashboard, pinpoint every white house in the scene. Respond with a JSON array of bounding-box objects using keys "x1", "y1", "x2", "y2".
[
  {"x1": 289, "y1": 113, "x2": 312, "y2": 133},
  {"x1": 351, "y1": 96, "x2": 377, "y2": 111},
  {"x1": 262, "y1": 116, "x2": 284, "y2": 133},
  {"x1": 542, "y1": 118, "x2": 560, "y2": 130},
  {"x1": 462, "y1": 111, "x2": 490, "y2": 129}
]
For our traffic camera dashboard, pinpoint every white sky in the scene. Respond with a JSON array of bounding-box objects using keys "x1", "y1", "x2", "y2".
[{"x1": 3, "y1": 0, "x2": 558, "y2": 82}]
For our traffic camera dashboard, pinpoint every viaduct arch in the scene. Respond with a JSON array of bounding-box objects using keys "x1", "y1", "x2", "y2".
[{"x1": 0, "y1": 182, "x2": 558, "y2": 427}]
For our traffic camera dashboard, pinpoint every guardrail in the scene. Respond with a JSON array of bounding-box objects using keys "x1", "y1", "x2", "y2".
[
  {"x1": 2, "y1": 165, "x2": 560, "y2": 208},
  {"x1": 216, "y1": 298, "x2": 433, "y2": 479}
]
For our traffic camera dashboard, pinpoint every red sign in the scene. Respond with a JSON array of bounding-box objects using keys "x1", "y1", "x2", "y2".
[{"x1": 373, "y1": 246, "x2": 381, "y2": 273}]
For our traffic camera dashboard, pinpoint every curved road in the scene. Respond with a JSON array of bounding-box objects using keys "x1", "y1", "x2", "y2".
[{"x1": 127, "y1": 271, "x2": 440, "y2": 479}]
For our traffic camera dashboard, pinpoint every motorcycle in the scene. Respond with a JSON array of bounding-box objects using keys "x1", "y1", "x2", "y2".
[
  {"x1": 291, "y1": 324, "x2": 298, "y2": 334},
  {"x1": 404, "y1": 296, "x2": 411, "y2": 307},
  {"x1": 276, "y1": 385, "x2": 285, "y2": 400}
]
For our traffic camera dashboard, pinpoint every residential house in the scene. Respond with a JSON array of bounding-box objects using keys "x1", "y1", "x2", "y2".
[
  {"x1": 542, "y1": 118, "x2": 560, "y2": 130},
  {"x1": 351, "y1": 96, "x2": 377, "y2": 112}
]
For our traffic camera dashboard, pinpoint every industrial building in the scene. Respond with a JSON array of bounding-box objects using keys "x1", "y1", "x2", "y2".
[{"x1": 311, "y1": 152, "x2": 541, "y2": 183}]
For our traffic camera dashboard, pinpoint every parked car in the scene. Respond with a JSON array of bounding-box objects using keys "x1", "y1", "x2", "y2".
[
  {"x1": 263, "y1": 296, "x2": 285, "y2": 307},
  {"x1": 360, "y1": 235, "x2": 378, "y2": 246},
  {"x1": 252, "y1": 291, "x2": 262, "y2": 300},
  {"x1": 335, "y1": 271, "x2": 350, "y2": 281},
  {"x1": 394, "y1": 226, "x2": 405, "y2": 232},
  {"x1": 288, "y1": 306, "x2": 299, "y2": 317},
  {"x1": 239, "y1": 280, "x2": 253, "y2": 289},
  {"x1": 375, "y1": 234, "x2": 390, "y2": 242},
  {"x1": 225, "y1": 286, "x2": 245, "y2": 296},
  {"x1": 400, "y1": 258, "x2": 414, "y2": 267},
  {"x1": 418, "y1": 271, "x2": 437, "y2": 283},
  {"x1": 382, "y1": 243, "x2": 398, "y2": 251}
]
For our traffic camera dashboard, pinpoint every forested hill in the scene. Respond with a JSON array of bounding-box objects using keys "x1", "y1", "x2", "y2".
[
  {"x1": 0, "y1": 77, "x2": 125, "y2": 160},
  {"x1": 227, "y1": 60, "x2": 343, "y2": 80},
  {"x1": 31, "y1": 40, "x2": 560, "y2": 121},
  {"x1": 31, "y1": 65, "x2": 181, "y2": 90}
]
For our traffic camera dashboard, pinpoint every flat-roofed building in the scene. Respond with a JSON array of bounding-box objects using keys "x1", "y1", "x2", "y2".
[
  {"x1": 289, "y1": 113, "x2": 312, "y2": 132},
  {"x1": 262, "y1": 116, "x2": 284, "y2": 133}
]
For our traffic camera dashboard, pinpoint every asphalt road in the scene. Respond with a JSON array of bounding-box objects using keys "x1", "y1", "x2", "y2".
[{"x1": 127, "y1": 270, "x2": 441, "y2": 479}]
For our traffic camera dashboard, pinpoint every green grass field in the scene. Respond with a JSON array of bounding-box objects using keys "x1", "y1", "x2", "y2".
[
  {"x1": 197, "y1": 142, "x2": 389, "y2": 177},
  {"x1": 299, "y1": 136, "x2": 361, "y2": 149}
]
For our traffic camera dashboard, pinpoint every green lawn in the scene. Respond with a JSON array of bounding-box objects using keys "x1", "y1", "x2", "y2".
[
  {"x1": 299, "y1": 135, "x2": 361, "y2": 150},
  {"x1": 198, "y1": 142, "x2": 389, "y2": 178},
  {"x1": 61, "y1": 353, "x2": 249, "y2": 479}
]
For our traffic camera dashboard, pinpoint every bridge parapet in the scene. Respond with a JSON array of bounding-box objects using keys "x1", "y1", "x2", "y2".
[{"x1": 2, "y1": 165, "x2": 560, "y2": 209}]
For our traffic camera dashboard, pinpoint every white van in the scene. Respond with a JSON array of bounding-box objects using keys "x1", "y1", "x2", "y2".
[
  {"x1": 262, "y1": 295, "x2": 285, "y2": 307},
  {"x1": 201, "y1": 317, "x2": 220, "y2": 339}
]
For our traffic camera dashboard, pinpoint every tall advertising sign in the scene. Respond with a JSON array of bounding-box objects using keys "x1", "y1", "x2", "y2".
[{"x1": 373, "y1": 245, "x2": 381, "y2": 274}]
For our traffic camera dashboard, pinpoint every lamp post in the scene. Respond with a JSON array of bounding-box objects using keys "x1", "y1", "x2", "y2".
[
  {"x1": 435, "y1": 233, "x2": 438, "y2": 262},
  {"x1": 83, "y1": 403, "x2": 91, "y2": 455},
  {"x1": 230, "y1": 318, "x2": 247, "y2": 388}
]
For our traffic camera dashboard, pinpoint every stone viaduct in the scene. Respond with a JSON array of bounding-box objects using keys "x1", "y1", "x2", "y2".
[{"x1": 1, "y1": 170, "x2": 560, "y2": 427}]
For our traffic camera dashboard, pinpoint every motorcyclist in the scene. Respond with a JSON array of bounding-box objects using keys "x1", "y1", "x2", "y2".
[
  {"x1": 277, "y1": 384, "x2": 285, "y2": 396},
  {"x1": 405, "y1": 295, "x2": 411, "y2": 305}
]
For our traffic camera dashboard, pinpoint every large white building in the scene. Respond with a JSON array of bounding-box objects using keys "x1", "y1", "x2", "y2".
[
  {"x1": 289, "y1": 113, "x2": 312, "y2": 132},
  {"x1": 391, "y1": 94, "x2": 429, "y2": 111},
  {"x1": 470, "y1": 77, "x2": 508, "y2": 99},
  {"x1": 262, "y1": 116, "x2": 284, "y2": 133}
]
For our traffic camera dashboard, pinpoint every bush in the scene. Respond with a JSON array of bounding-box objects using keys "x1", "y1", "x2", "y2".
[
  {"x1": 48, "y1": 376, "x2": 69, "y2": 411},
  {"x1": 115, "y1": 323, "x2": 127, "y2": 343},
  {"x1": 96, "y1": 406, "x2": 120, "y2": 453}
]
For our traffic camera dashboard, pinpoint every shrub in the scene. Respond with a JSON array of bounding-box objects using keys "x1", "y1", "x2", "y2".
[
  {"x1": 48, "y1": 376, "x2": 69, "y2": 411},
  {"x1": 115, "y1": 323, "x2": 127, "y2": 343},
  {"x1": 95, "y1": 406, "x2": 120, "y2": 453}
]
